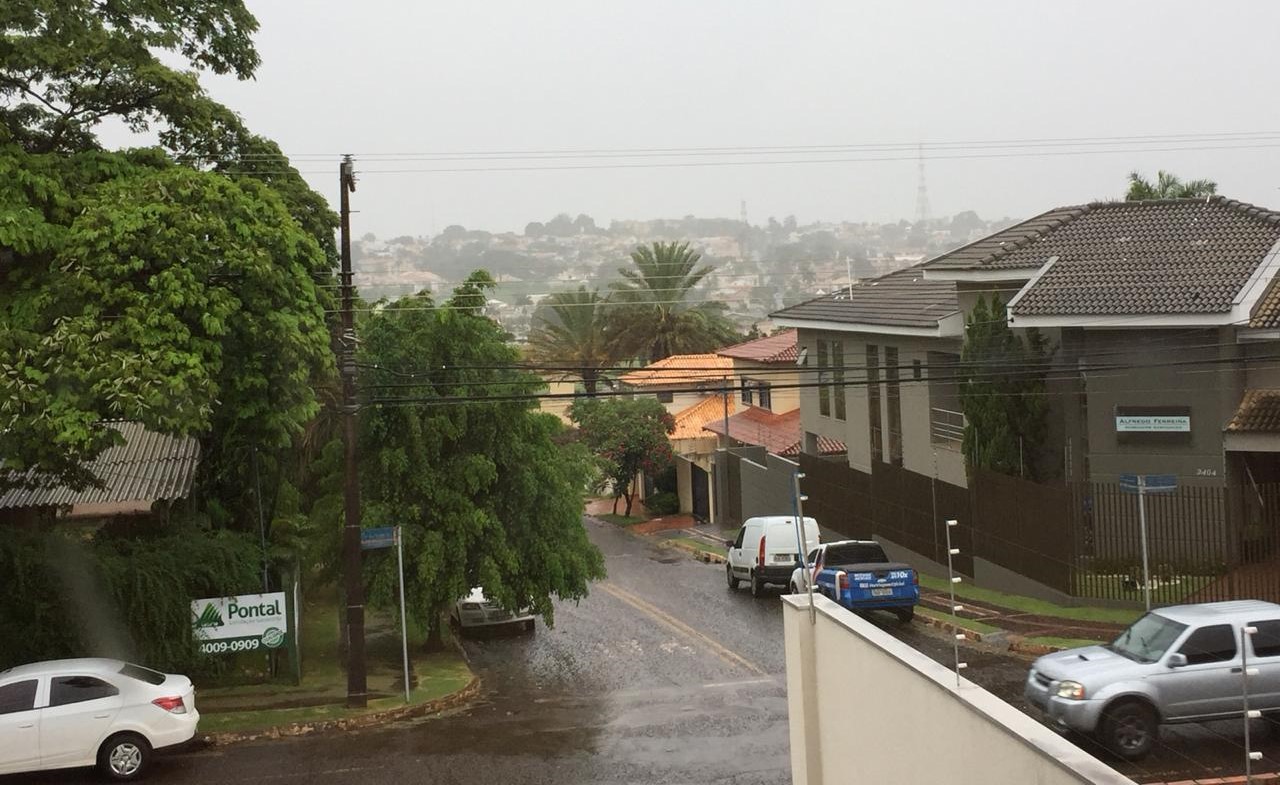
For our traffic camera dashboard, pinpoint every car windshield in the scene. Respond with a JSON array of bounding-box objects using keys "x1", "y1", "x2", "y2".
[
  {"x1": 1107, "y1": 613, "x2": 1188, "y2": 663},
  {"x1": 118, "y1": 663, "x2": 166, "y2": 685},
  {"x1": 823, "y1": 543, "x2": 889, "y2": 566}
]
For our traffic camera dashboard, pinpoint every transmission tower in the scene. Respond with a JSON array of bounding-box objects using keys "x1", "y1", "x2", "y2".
[{"x1": 915, "y1": 144, "x2": 932, "y2": 226}]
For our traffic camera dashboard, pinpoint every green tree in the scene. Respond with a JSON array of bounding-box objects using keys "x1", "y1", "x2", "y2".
[
  {"x1": 569, "y1": 397, "x2": 675, "y2": 516},
  {"x1": 610, "y1": 241, "x2": 741, "y2": 362},
  {"x1": 359, "y1": 274, "x2": 605, "y2": 648},
  {"x1": 526, "y1": 287, "x2": 620, "y2": 394},
  {"x1": 959, "y1": 295, "x2": 1051, "y2": 479},
  {"x1": 1126, "y1": 170, "x2": 1217, "y2": 200}
]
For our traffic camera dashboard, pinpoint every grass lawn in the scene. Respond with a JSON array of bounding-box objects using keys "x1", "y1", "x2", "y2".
[
  {"x1": 665, "y1": 537, "x2": 722, "y2": 556},
  {"x1": 197, "y1": 591, "x2": 472, "y2": 734},
  {"x1": 1073, "y1": 573, "x2": 1213, "y2": 606},
  {"x1": 598, "y1": 513, "x2": 646, "y2": 526},
  {"x1": 1024, "y1": 635, "x2": 1108, "y2": 650},
  {"x1": 915, "y1": 606, "x2": 1002, "y2": 636},
  {"x1": 918, "y1": 574, "x2": 1141, "y2": 626}
]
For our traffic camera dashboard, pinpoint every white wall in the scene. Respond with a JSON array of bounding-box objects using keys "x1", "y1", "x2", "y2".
[{"x1": 782, "y1": 594, "x2": 1135, "y2": 785}]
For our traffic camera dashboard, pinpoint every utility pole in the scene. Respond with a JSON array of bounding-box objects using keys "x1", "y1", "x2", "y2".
[{"x1": 339, "y1": 155, "x2": 368, "y2": 708}]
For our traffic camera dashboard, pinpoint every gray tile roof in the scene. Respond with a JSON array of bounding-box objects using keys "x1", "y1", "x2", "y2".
[
  {"x1": 0, "y1": 422, "x2": 200, "y2": 510},
  {"x1": 923, "y1": 205, "x2": 1088, "y2": 271},
  {"x1": 770, "y1": 266, "x2": 959, "y2": 329},
  {"x1": 1008, "y1": 197, "x2": 1280, "y2": 317}
]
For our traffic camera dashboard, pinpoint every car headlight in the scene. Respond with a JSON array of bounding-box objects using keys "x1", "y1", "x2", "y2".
[{"x1": 1055, "y1": 681, "x2": 1086, "y2": 700}]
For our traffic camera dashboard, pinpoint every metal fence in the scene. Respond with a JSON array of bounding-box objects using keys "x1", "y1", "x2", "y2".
[{"x1": 797, "y1": 455, "x2": 1280, "y2": 606}]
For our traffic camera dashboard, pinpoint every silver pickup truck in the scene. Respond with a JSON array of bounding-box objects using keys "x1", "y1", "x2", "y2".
[{"x1": 1025, "y1": 600, "x2": 1280, "y2": 759}]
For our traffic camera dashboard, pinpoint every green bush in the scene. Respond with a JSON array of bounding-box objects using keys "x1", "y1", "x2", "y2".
[
  {"x1": 0, "y1": 520, "x2": 261, "y2": 674},
  {"x1": 646, "y1": 491, "x2": 680, "y2": 516}
]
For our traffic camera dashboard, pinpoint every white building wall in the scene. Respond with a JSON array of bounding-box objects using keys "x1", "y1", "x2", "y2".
[{"x1": 782, "y1": 594, "x2": 1135, "y2": 785}]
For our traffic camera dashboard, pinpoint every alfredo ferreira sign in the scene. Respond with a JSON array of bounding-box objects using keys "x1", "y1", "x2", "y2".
[{"x1": 191, "y1": 592, "x2": 289, "y2": 655}]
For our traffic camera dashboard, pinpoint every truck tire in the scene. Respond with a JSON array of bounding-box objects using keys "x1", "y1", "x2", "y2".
[
  {"x1": 726, "y1": 565, "x2": 740, "y2": 590},
  {"x1": 1100, "y1": 700, "x2": 1158, "y2": 760},
  {"x1": 894, "y1": 607, "x2": 915, "y2": 624},
  {"x1": 750, "y1": 570, "x2": 765, "y2": 598}
]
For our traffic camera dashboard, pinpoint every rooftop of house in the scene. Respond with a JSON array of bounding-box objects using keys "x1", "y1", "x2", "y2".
[
  {"x1": 769, "y1": 266, "x2": 960, "y2": 331},
  {"x1": 671, "y1": 395, "x2": 735, "y2": 440},
  {"x1": 703, "y1": 407, "x2": 846, "y2": 457},
  {"x1": 0, "y1": 422, "x2": 201, "y2": 512},
  {"x1": 617, "y1": 353, "x2": 734, "y2": 387},
  {"x1": 1227, "y1": 389, "x2": 1280, "y2": 433},
  {"x1": 717, "y1": 329, "x2": 799, "y2": 364}
]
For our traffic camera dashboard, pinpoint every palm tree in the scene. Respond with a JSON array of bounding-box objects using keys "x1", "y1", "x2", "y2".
[
  {"x1": 610, "y1": 241, "x2": 739, "y2": 362},
  {"x1": 526, "y1": 286, "x2": 618, "y2": 395},
  {"x1": 1126, "y1": 170, "x2": 1217, "y2": 201}
]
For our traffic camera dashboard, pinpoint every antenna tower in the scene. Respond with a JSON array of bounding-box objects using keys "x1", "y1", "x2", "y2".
[{"x1": 915, "y1": 144, "x2": 931, "y2": 226}]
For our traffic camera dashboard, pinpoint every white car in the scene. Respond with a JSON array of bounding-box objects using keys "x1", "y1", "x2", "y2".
[
  {"x1": 725, "y1": 515, "x2": 820, "y2": 597},
  {"x1": 450, "y1": 588, "x2": 535, "y2": 634},
  {"x1": 0, "y1": 658, "x2": 198, "y2": 781}
]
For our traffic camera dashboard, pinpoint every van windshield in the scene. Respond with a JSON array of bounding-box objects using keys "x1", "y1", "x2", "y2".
[{"x1": 1107, "y1": 613, "x2": 1187, "y2": 664}]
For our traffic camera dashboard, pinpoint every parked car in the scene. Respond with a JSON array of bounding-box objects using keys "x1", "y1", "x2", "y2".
[
  {"x1": 725, "y1": 516, "x2": 820, "y2": 597},
  {"x1": 791, "y1": 539, "x2": 919, "y2": 623},
  {"x1": 0, "y1": 658, "x2": 198, "y2": 781},
  {"x1": 450, "y1": 588, "x2": 536, "y2": 634},
  {"x1": 1025, "y1": 600, "x2": 1280, "y2": 760}
]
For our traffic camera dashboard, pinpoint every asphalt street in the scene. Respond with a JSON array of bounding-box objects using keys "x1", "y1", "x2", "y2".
[{"x1": 12, "y1": 516, "x2": 1280, "y2": 784}]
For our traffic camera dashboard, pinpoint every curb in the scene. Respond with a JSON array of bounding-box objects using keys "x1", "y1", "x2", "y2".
[
  {"x1": 1143, "y1": 774, "x2": 1280, "y2": 785},
  {"x1": 657, "y1": 538, "x2": 727, "y2": 564},
  {"x1": 199, "y1": 675, "x2": 482, "y2": 745}
]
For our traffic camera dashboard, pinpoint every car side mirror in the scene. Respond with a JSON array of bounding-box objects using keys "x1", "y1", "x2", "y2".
[{"x1": 1167, "y1": 653, "x2": 1188, "y2": 668}]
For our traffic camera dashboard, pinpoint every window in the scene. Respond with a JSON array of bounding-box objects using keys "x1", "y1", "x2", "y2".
[
  {"x1": 867, "y1": 344, "x2": 883, "y2": 462},
  {"x1": 1178, "y1": 624, "x2": 1237, "y2": 665},
  {"x1": 49, "y1": 675, "x2": 119, "y2": 707},
  {"x1": 757, "y1": 381, "x2": 772, "y2": 410},
  {"x1": 119, "y1": 663, "x2": 166, "y2": 685},
  {"x1": 741, "y1": 378, "x2": 754, "y2": 406},
  {"x1": 913, "y1": 359, "x2": 922, "y2": 380},
  {"x1": 732, "y1": 526, "x2": 746, "y2": 549},
  {"x1": 885, "y1": 347, "x2": 903, "y2": 467},
  {"x1": 832, "y1": 340, "x2": 846, "y2": 421},
  {"x1": 1249, "y1": 619, "x2": 1280, "y2": 658},
  {"x1": 823, "y1": 542, "x2": 890, "y2": 566},
  {"x1": 0, "y1": 680, "x2": 37, "y2": 715},
  {"x1": 1109, "y1": 613, "x2": 1187, "y2": 663},
  {"x1": 817, "y1": 340, "x2": 831, "y2": 417},
  {"x1": 656, "y1": 390, "x2": 674, "y2": 404}
]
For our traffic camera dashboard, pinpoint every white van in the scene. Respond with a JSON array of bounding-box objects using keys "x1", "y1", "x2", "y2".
[{"x1": 725, "y1": 516, "x2": 821, "y2": 597}]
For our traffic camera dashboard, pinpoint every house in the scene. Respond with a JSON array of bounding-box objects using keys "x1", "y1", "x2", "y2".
[
  {"x1": 774, "y1": 196, "x2": 1280, "y2": 491},
  {"x1": 617, "y1": 353, "x2": 734, "y2": 414},
  {"x1": 0, "y1": 421, "x2": 201, "y2": 526}
]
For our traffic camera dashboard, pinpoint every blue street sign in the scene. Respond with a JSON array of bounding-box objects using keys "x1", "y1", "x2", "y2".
[
  {"x1": 1119, "y1": 474, "x2": 1177, "y2": 494},
  {"x1": 360, "y1": 526, "x2": 397, "y2": 550}
]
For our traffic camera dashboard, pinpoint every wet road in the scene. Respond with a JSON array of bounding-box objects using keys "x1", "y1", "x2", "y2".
[{"x1": 12, "y1": 517, "x2": 1280, "y2": 784}]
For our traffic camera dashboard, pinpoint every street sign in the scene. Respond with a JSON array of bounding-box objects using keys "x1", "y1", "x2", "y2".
[
  {"x1": 361, "y1": 527, "x2": 397, "y2": 550},
  {"x1": 192, "y1": 592, "x2": 289, "y2": 655}
]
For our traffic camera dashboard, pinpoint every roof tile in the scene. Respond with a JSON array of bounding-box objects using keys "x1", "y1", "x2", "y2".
[
  {"x1": 618, "y1": 354, "x2": 734, "y2": 387},
  {"x1": 769, "y1": 266, "x2": 958, "y2": 329},
  {"x1": 717, "y1": 329, "x2": 799, "y2": 363}
]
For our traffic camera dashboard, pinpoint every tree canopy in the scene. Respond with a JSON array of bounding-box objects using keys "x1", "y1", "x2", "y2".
[
  {"x1": 526, "y1": 286, "x2": 620, "y2": 394},
  {"x1": 1126, "y1": 170, "x2": 1217, "y2": 201},
  {"x1": 359, "y1": 274, "x2": 605, "y2": 642},
  {"x1": 569, "y1": 397, "x2": 674, "y2": 516}
]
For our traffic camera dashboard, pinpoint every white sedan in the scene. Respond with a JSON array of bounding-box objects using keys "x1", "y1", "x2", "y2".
[
  {"x1": 0, "y1": 658, "x2": 198, "y2": 781},
  {"x1": 450, "y1": 588, "x2": 535, "y2": 634}
]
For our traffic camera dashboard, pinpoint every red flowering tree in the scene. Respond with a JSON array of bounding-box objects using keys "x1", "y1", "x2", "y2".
[{"x1": 569, "y1": 397, "x2": 675, "y2": 516}]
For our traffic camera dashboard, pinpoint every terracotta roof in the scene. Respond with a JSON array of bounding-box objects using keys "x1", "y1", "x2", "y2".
[
  {"x1": 0, "y1": 422, "x2": 201, "y2": 511},
  {"x1": 1251, "y1": 280, "x2": 1280, "y2": 328},
  {"x1": 717, "y1": 330, "x2": 799, "y2": 364},
  {"x1": 618, "y1": 354, "x2": 734, "y2": 387},
  {"x1": 671, "y1": 395, "x2": 734, "y2": 440},
  {"x1": 703, "y1": 407, "x2": 845, "y2": 456},
  {"x1": 769, "y1": 266, "x2": 959, "y2": 329},
  {"x1": 1227, "y1": 390, "x2": 1280, "y2": 433}
]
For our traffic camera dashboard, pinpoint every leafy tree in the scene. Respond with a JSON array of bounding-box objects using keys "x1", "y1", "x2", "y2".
[
  {"x1": 526, "y1": 286, "x2": 620, "y2": 394},
  {"x1": 1126, "y1": 170, "x2": 1217, "y2": 200},
  {"x1": 959, "y1": 295, "x2": 1051, "y2": 480},
  {"x1": 359, "y1": 273, "x2": 605, "y2": 648},
  {"x1": 610, "y1": 241, "x2": 741, "y2": 362},
  {"x1": 569, "y1": 397, "x2": 674, "y2": 516}
]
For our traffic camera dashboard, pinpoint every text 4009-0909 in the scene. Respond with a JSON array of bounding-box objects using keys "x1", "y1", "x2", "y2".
[{"x1": 199, "y1": 639, "x2": 261, "y2": 655}]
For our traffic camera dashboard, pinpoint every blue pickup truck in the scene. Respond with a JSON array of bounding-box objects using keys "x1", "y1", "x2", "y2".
[{"x1": 790, "y1": 540, "x2": 920, "y2": 623}]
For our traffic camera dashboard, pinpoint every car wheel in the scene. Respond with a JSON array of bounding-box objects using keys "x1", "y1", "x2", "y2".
[
  {"x1": 726, "y1": 565, "x2": 740, "y2": 590},
  {"x1": 750, "y1": 570, "x2": 764, "y2": 598},
  {"x1": 894, "y1": 607, "x2": 915, "y2": 624},
  {"x1": 98, "y1": 732, "x2": 151, "y2": 781},
  {"x1": 1101, "y1": 701, "x2": 1158, "y2": 760}
]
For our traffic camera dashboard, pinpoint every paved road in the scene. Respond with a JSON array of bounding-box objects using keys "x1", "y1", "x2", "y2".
[{"x1": 11, "y1": 517, "x2": 1279, "y2": 784}]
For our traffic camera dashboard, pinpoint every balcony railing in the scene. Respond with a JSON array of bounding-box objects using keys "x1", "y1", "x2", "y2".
[{"x1": 930, "y1": 407, "x2": 965, "y2": 446}]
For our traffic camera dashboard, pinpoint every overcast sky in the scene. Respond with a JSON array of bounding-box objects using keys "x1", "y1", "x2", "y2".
[{"x1": 181, "y1": 1, "x2": 1280, "y2": 237}]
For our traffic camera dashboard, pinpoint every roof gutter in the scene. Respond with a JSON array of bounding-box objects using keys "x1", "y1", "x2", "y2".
[
  {"x1": 921, "y1": 267, "x2": 1038, "y2": 283},
  {"x1": 772, "y1": 313, "x2": 963, "y2": 338}
]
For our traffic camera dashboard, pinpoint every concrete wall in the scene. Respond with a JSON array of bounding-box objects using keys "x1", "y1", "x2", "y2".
[
  {"x1": 732, "y1": 359, "x2": 800, "y2": 414},
  {"x1": 783, "y1": 594, "x2": 1136, "y2": 785},
  {"x1": 738, "y1": 451, "x2": 800, "y2": 520}
]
